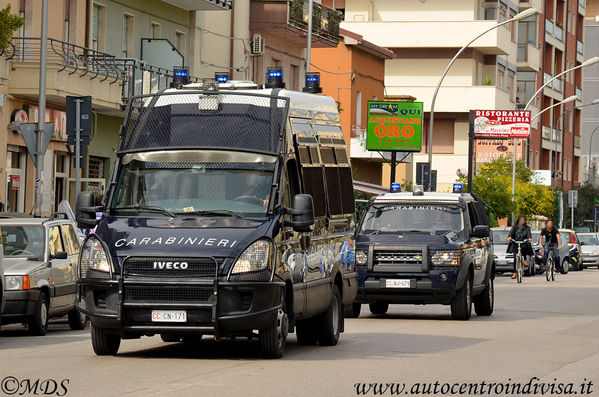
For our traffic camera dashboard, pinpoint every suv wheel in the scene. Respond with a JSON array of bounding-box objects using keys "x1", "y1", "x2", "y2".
[
  {"x1": 344, "y1": 303, "x2": 361, "y2": 318},
  {"x1": 369, "y1": 302, "x2": 389, "y2": 315},
  {"x1": 68, "y1": 308, "x2": 87, "y2": 330},
  {"x1": 28, "y1": 293, "x2": 49, "y2": 336},
  {"x1": 259, "y1": 300, "x2": 288, "y2": 358},
  {"x1": 451, "y1": 276, "x2": 472, "y2": 321},
  {"x1": 318, "y1": 285, "x2": 342, "y2": 346},
  {"x1": 91, "y1": 326, "x2": 121, "y2": 355},
  {"x1": 473, "y1": 278, "x2": 494, "y2": 316},
  {"x1": 295, "y1": 317, "x2": 319, "y2": 345}
]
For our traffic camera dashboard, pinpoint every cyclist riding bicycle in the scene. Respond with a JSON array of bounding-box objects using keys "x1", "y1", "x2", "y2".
[
  {"x1": 539, "y1": 219, "x2": 562, "y2": 270},
  {"x1": 507, "y1": 215, "x2": 534, "y2": 279}
]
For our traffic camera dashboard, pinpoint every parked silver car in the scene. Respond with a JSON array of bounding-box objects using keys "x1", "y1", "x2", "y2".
[
  {"x1": 1, "y1": 214, "x2": 86, "y2": 335},
  {"x1": 579, "y1": 232, "x2": 599, "y2": 269},
  {"x1": 492, "y1": 227, "x2": 513, "y2": 274}
]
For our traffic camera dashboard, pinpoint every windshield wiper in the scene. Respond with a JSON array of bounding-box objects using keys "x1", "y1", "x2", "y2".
[
  {"x1": 113, "y1": 205, "x2": 175, "y2": 218},
  {"x1": 174, "y1": 210, "x2": 243, "y2": 219}
]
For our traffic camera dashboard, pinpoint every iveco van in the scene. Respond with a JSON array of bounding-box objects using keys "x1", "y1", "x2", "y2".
[{"x1": 75, "y1": 80, "x2": 357, "y2": 358}]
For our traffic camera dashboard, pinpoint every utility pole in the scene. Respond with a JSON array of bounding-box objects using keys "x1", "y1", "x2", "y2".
[
  {"x1": 306, "y1": 0, "x2": 313, "y2": 75},
  {"x1": 34, "y1": 0, "x2": 49, "y2": 216}
]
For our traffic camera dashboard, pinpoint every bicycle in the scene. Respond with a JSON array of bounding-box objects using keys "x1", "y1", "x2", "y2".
[
  {"x1": 544, "y1": 247, "x2": 556, "y2": 282},
  {"x1": 513, "y1": 240, "x2": 527, "y2": 284}
]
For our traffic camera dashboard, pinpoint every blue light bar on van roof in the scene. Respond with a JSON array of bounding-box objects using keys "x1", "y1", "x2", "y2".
[
  {"x1": 390, "y1": 182, "x2": 401, "y2": 192},
  {"x1": 266, "y1": 67, "x2": 284, "y2": 88},
  {"x1": 173, "y1": 68, "x2": 188, "y2": 78},
  {"x1": 303, "y1": 72, "x2": 322, "y2": 94},
  {"x1": 453, "y1": 183, "x2": 463, "y2": 193},
  {"x1": 171, "y1": 67, "x2": 189, "y2": 87},
  {"x1": 215, "y1": 72, "x2": 229, "y2": 83}
]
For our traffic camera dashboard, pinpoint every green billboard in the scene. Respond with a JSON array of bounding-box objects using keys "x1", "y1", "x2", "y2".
[{"x1": 366, "y1": 101, "x2": 423, "y2": 152}]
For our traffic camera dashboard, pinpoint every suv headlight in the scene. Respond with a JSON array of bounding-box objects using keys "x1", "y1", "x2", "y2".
[
  {"x1": 431, "y1": 251, "x2": 461, "y2": 266},
  {"x1": 79, "y1": 235, "x2": 113, "y2": 278},
  {"x1": 231, "y1": 240, "x2": 273, "y2": 275},
  {"x1": 355, "y1": 250, "x2": 368, "y2": 265},
  {"x1": 5, "y1": 275, "x2": 30, "y2": 291}
]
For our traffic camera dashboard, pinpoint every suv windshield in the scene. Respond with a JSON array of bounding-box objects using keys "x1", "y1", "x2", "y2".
[
  {"x1": 111, "y1": 159, "x2": 275, "y2": 216},
  {"x1": 1, "y1": 225, "x2": 45, "y2": 258},
  {"x1": 360, "y1": 204, "x2": 464, "y2": 234}
]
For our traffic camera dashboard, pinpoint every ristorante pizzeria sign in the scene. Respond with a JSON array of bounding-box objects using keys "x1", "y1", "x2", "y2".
[{"x1": 471, "y1": 110, "x2": 531, "y2": 139}]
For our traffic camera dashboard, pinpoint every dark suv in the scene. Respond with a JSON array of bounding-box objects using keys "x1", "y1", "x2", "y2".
[{"x1": 349, "y1": 189, "x2": 494, "y2": 321}]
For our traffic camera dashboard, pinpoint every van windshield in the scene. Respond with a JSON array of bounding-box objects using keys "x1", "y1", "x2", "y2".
[
  {"x1": 111, "y1": 159, "x2": 275, "y2": 217},
  {"x1": 360, "y1": 204, "x2": 465, "y2": 234}
]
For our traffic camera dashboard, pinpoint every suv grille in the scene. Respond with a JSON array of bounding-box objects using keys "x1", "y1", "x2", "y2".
[
  {"x1": 122, "y1": 257, "x2": 218, "y2": 279},
  {"x1": 123, "y1": 286, "x2": 213, "y2": 304},
  {"x1": 374, "y1": 250, "x2": 424, "y2": 266}
]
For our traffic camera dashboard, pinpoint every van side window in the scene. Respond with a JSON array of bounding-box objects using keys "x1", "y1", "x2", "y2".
[{"x1": 467, "y1": 202, "x2": 478, "y2": 231}]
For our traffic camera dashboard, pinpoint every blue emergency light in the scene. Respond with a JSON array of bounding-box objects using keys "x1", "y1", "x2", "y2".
[
  {"x1": 390, "y1": 182, "x2": 402, "y2": 192},
  {"x1": 215, "y1": 72, "x2": 229, "y2": 83},
  {"x1": 453, "y1": 183, "x2": 463, "y2": 193},
  {"x1": 171, "y1": 67, "x2": 189, "y2": 87},
  {"x1": 266, "y1": 68, "x2": 285, "y2": 88},
  {"x1": 303, "y1": 72, "x2": 322, "y2": 93}
]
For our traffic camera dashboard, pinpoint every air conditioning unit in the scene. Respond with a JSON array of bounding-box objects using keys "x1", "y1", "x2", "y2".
[{"x1": 251, "y1": 34, "x2": 264, "y2": 56}]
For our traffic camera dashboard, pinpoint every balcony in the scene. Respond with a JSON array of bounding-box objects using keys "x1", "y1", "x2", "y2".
[
  {"x1": 3, "y1": 37, "x2": 123, "y2": 111},
  {"x1": 575, "y1": 135, "x2": 582, "y2": 149},
  {"x1": 545, "y1": 19, "x2": 565, "y2": 50},
  {"x1": 542, "y1": 125, "x2": 562, "y2": 150},
  {"x1": 579, "y1": 0, "x2": 586, "y2": 16},
  {"x1": 517, "y1": 43, "x2": 540, "y2": 72},
  {"x1": 340, "y1": 20, "x2": 515, "y2": 55},
  {"x1": 161, "y1": 0, "x2": 231, "y2": 10},
  {"x1": 577, "y1": 40, "x2": 584, "y2": 63},
  {"x1": 543, "y1": 72, "x2": 564, "y2": 101},
  {"x1": 518, "y1": 0, "x2": 542, "y2": 10},
  {"x1": 250, "y1": 0, "x2": 342, "y2": 48},
  {"x1": 576, "y1": 87, "x2": 583, "y2": 102}
]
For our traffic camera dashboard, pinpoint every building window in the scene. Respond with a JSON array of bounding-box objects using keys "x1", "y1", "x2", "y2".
[
  {"x1": 92, "y1": 3, "x2": 105, "y2": 51},
  {"x1": 175, "y1": 30, "x2": 186, "y2": 56},
  {"x1": 151, "y1": 22, "x2": 161, "y2": 38},
  {"x1": 123, "y1": 14, "x2": 134, "y2": 57},
  {"x1": 497, "y1": 64, "x2": 506, "y2": 90},
  {"x1": 516, "y1": 71, "x2": 537, "y2": 106},
  {"x1": 291, "y1": 64, "x2": 299, "y2": 91},
  {"x1": 507, "y1": 70, "x2": 515, "y2": 101}
]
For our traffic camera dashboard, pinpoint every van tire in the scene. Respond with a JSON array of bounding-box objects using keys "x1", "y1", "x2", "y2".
[
  {"x1": 91, "y1": 326, "x2": 121, "y2": 356},
  {"x1": 344, "y1": 303, "x2": 361, "y2": 318},
  {"x1": 474, "y1": 278, "x2": 494, "y2": 316},
  {"x1": 259, "y1": 301, "x2": 288, "y2": 358},
  {"x1": 68, "y1": 308, "x2": 87, "y2": 330},
  {"x1": 295, "y1": 317, "x2": 319, "y2": 345},
  {"x1": 318, "y1": 285, "x2": 342, "y2": 346},
  {"x1": 369, "y1": 302, "x2": 389, "y2": 315},
  {"x1": 28, "y1": 293, "x2": 49, "y2": 336},
  {"x1": 451, "y1": 276, "x2": 472, "y2": 321}
]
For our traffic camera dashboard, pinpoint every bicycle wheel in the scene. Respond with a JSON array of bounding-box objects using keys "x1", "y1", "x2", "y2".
[
  {"x1": 545, "y1": 255, "x2": 551, "y2": 281},
  {"x1": 516, "y1": 255, "x2": 523, "y2": 284},
  {"x1": 551, "y1": 261, "x2": 555, "y2": 281}
]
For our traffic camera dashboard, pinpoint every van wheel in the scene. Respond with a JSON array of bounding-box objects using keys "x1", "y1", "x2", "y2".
[
  {"x1": 369, "y1": 302, "x2": 389, "y2": 315},
  {"x1": 474, "y1": 278, "x2": 494, "y2": 316},
  {"x1": 560, "y1": 258, "x2": 569, "y2": 274},
  {"x1": 451, "y1": 276, "x2": 472, "y2": 321},
  {"x1": 259, "y1": 303, "x2": 288, "y2": 358},
  {"x1": 295, "y1": 317, "x2": 319, "y2": 345},
  {"x1": 28, "y1": 293, "x2": 49, "y2": 336},
  {"x1": 91, "y1": 326, "x2": 121, "y2": 356},
  {"x1": 344, "y1": 303, "x2": 361, "y2": 318},
  {"x1": 68, "y1": 308, "x2": 87, "y2": 330},
  {"x1": 318, "y1": 285, "x2": 342, "y2": 346},
  {"x1": 160, "y1": 334, "x2": 182, "y2": 342}
]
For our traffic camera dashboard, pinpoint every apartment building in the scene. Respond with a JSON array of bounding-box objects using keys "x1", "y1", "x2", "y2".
[{"x1": 580, "y1": 0, "x2": 599, "y2": 184}]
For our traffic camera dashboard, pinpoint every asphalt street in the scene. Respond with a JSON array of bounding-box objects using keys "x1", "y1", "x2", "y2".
[{"x1": 1, "y1": 269, "x2": 599, "y2": 397}]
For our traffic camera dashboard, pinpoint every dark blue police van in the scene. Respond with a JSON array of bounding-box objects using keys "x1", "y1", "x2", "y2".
[{"x1": 75, "y1": 79, "x2": 357, "y2": 358}]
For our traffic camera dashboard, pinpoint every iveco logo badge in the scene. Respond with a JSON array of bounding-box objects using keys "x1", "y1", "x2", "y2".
[{"x1": 153, "y1": 261, "x2": 189, "y2": 270}]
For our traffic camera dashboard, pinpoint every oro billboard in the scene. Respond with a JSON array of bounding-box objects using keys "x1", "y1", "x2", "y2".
[
  {"x1": 471, "y1": 110, "x2": 531, "y2": 139},
  {"x1": 366, "y1": 101, "x2": 423, "y2": 151}
]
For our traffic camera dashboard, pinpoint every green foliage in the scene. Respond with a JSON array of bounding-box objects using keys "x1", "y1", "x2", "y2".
[
  {"x1": 458, "y1": 156, "x2": 556, "y2": 224},
  {"x1": 0, "y1": 5, "x2": 24, "y2": 50},
  {"x1": 561, "y1": 183, "x2": 599, "y2": 228}
]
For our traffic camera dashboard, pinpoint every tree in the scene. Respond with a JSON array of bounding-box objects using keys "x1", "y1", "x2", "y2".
[
  {"x1": 560, "y1": 183, "x2": 599, "y2": 229},
  {"x1": 458, "y1": 156, "x2": 556, "y2": 225},
  {"x1": 0, "y1": 5, "x2": 24, "y2": 51}
]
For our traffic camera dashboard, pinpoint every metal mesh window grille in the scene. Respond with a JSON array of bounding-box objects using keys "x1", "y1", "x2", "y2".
[
  {"x1": 339, "y1": 167, "x2": 355, "y2": 214},
  {"x1": 119, "y1": 92, "x2": 289, "y2": 154},
  {"x1": 325, "y1": 167, "x2": 343, "y2": 215},
  {"x1": 302, "y1": 167, "x2": 327, "y2": 217},
  {"x1": 309, "y1": 147, "x2": 321, "y2": 164},
  {"x1": 320, "y1": 147, "x2": 335, "y2": 164},
  {"x1": 335, "y1": 148, "x2": 348, "y2": 164}
]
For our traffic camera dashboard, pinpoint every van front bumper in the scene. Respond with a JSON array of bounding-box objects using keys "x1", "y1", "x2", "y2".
[{"x1": 77, "y1": 278, "x2": 283, "y2": 338}]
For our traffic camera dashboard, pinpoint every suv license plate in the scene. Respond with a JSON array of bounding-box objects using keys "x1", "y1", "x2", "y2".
[
  {"x1": 385, "y1": 279, "x2": 410, "y2": 288},
  {"x1": 151, "y1": 310, "x2": 187, "y2": 323}
]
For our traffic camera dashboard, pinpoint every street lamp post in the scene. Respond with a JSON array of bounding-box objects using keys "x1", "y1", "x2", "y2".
[
  {"x1": 427, "y1": 7, "x2": 539, "y2": 191},
  {"x1": 588, "y1": 125, "x2": 599, "y2": 183},
  {"x1": 34, "y1": 0, "x2": 49, "y2": 217}
]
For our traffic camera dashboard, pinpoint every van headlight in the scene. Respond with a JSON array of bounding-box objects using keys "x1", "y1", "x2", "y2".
[
  {"x1": 431, "y1": 251, "x2": 461, "y2": 266},
  {"x1": 79, "y1": 235, "x2": 113, "y2": 278},
  {"x1": 231, "y1": 240, "x2": 273, "y2": 274}
]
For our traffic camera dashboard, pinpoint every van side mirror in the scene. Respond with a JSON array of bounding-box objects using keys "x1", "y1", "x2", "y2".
[
  {"x1": 472, "y1": 225, "x2": 490, "y2": 238},
  {"x1": 76, "y1": 191, "x2": 102, "y2": 229},
  {"x1": 286, "y1": 194, "x2": 315, "y2": 233}
]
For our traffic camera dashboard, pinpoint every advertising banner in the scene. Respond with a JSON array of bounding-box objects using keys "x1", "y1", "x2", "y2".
[
  {"x1": 366, "y1": 101, "x2": 423, "y2": 151},
  {"x1": 471, "y1": 110, "x2": 531, "y2": 139}
]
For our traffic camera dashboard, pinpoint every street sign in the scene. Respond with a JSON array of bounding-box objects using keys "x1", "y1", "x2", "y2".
[
  {"x1": 66, "y1": 96, "x2": 92, "y2": 146},
  {"x1": 471, "y1": 110, "x2": 531, "y2": 139},
  {"x1": 17, "y1": 122, "x2": 54, "y2": 168},
  {"x1": 366, "y1": 101, "x2": 423, "y2": 151},
  {"x1": 568, "y1": 189, "x2": 578, "y2": 208}
]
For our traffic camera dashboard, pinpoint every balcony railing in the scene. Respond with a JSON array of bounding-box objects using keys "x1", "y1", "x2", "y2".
[
  {"x1": 555, "y1": 24, "x2": 564, "y2": 41},
  {"x1": 579, "y1": 0, "x2": 586, "y2": 8},
  {"x1": 577, "y1": 40, "x2": 584, "y2": 54},
  {"x1": 576, "y1": 87, "x2": 582, "y2": 101},
  {"x1": 288, "y1": 0, "x2": 342, "y2": 43},
  {"x1": 553, "y1": 78, "x2": 562, "y2": 92},
  {"x1": 546, "y1": 19, "x2": 554, "y2": 35},
  {"x1": 575, "y1": 135, "x2": 582, "y2": 149},
  {"x1": 542, "y1": 125, "x2": 562, "y2": 142},
  {"x1": 517, "y1": 44, "x2": 528, "y2": 62}
]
